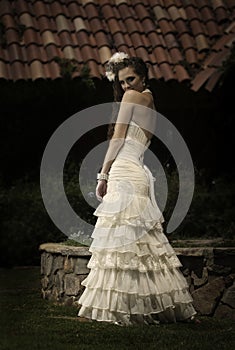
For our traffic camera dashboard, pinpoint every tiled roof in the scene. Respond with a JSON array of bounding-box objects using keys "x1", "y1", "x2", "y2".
[{"x1": 0, "y1": 0, "x2": 234, "y2": 91}]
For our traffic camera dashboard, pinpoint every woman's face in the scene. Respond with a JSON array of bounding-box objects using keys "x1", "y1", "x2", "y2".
[{"x1": 118, "y1": 66, "x2": 144, "y2": 93}]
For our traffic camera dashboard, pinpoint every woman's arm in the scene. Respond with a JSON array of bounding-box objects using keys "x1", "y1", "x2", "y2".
[
  {"x1": 96, "y1": 90, "x2": 139, "y2": 200},
  {"x1": 99, "y1": 90, "x2": 139, "y2": 174}
]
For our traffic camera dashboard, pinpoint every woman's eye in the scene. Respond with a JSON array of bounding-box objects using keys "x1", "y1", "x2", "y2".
[{"x1": 127, "y1": 77, "x2": 135, "y2": 82}]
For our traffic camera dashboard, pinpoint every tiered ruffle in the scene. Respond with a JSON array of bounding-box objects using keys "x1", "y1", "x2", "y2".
[
  {"x1": 78, "y1": 224, "x2": 196, "y2": 324},
  {"x1": 78, "y1": 154, "x2": 196, "y2": 324}
]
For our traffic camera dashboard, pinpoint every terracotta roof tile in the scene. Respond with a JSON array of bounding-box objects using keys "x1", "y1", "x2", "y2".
[
  {"x1": 130, "y1": 32, "x2": 145, "y2": 48},
  {"x1": 158, "y1": 19, "x2": 175, "y2": 35},
  {"x1": 168, "y1": 6, "x2": 182, "y2": 22},
  {"x1": 76, "y1": 31, "x2": 90, "y2": 47},
  {"x1": 147, "y1": 31, "x2": 163, "y2": 47},
  {"x1": 24, "y1": 28, "x2": 42, "y2": 47},
  {"x1": 98, "y1": 46, "x2": 112, "y2": 64},
  {"x1": 45, "y1": 44, "x2": 61, "y2": 62},
  {"x1": 195, "y1": 34, "x2": 210, "y2": 52},
  {"x1": 206, "y1": 20, "x2": 221, "y2": 38},
  {"x1": 101, "y1": 4, "x2": 114, "y2": 19},
  {"x1": 169, "y1": 47, "x2": 184, "y2": 63},
  {"x1": 174, "y1": 19, "x2": 188, "y2": 35},
  {"x1": 89, "y1": 17, "x2": 106, "y2": 33},
  {"x1": 151, "y1": 63, "x2": 163, "y2": 80},
  {"x1": 159, "y1": 62, "x2": 175, "y2": 81},
  {"x1": 200, "y1": 6, "x2": 214, "y2": 22},
  {"x1": 185, "y1": 48, "x2": 198, "y2": 65},
  {"x1": 195, "y1": 0, "x2": 208, "y2": 10},
  {"x1": 190, "y1": 19, "x2": 204, "y2": 36},
  {"x1": 135, "y1": 46, "x2": 151, "y2": 62},
  {"x1": 225, "y1": 0, "x2": 235, "y2": 8},
  {"x1": 19, "y1": 12, "x2": 37, "y2": 29},
  {"x1": 50, "y1": 2, "x2": 70, "y2": 19},
  {"x1": 124, "y1": 18, "x2": 141, "y2": 33},
  {"x1": 0, "y1": 0, "x2": 233, "y2": 90},
  {"x1": 153, "y1": 46, "x2": 172, "y2": 64},
  {"x1": 153, "y1": 5, "x2": 170, "y2": 22},
  {"x1": 58, "y1": 31, "x2": 74, "y2": 48},
  {"x1": 30, "y1": 60, "x2": 45, "y2": 80},
  {"x1": 216, "y1": 7, "x2": 230, "y2": 24},
  {"x1": 191, "y1": 67, "x2": 217, "y2": 91},
  {"x1": 205, "y1": 69, "x2": 223, "y2": 91},
  {"x1": 94, "y1": 31, "x2": 110, "y2": 48},
  {"x1": 180, "y1": 33, "x2": 195, "y2": 50},
  {"x1": 8, "y1": 43, "x2": 22, "y2": 62},
  {"x1": 0, "y1": 60, "x2": 8, "y2": 80},
  {"x1": 60, "y1": 45, "x2": 74, "y2": 60},
  {"x1": 141, "y1": 18, "x2": 157, "y2": 33},
  {"x1": 1, "y1": 14, "x2": 15, "y2": 29},
  {"x1": 37, "y1": 16, "x2": 57, "y2": 33},
  {"x1": 86, "y1": 60, "x2": 101, "y2": 78},
  {"x1": 185, "y1": 5, "x2": 201, "y2": 21},
  {"x1": 117, "y1": 3, "x2": 133, "y2": 20},
  {"x1": 5, "y1": 28, "x2": 19, "y2": 45},
  {"x1": 134, "y1": 3, "x2": 151, "y2": 20},
  {"x1": 11, "y1": 61, "x2": 27, "y2": 81},
  {"x1": 211, "y1": 0, "x2": 226, "y2": 11},
  {"x1": 44, "y1": 60, "x2": 61, "y2": 80},
  {"x1": 41, "y1": 30, "x2": 58, "y2": 47},
  {"x1": 0, "y1": 0, "x2": 12, "y2": 17},
  {"x1": 225, "y1": 21, "x2": 235, "y2": 33},
  {"x1": 174, "y1": 64, "x2": 190, "y2": 82},
  {"x1": 83, "y1": 3, "x2": 100, "y2": 19},
  {"x1": 73, "y1": 17, "x2": 88, "y2": 32},
  {"x1": 55, "y1": 14, "x2": 73, "y2": 32}
]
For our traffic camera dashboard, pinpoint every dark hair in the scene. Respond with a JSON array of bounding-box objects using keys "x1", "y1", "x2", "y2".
[{"x1": 107, "y1": 56, "x2": 150, "y2": 139}]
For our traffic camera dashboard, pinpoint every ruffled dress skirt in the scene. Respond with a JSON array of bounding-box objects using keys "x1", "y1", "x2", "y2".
[{"x1": 77, "y1": 156, "x2": 197, "y2": 325}]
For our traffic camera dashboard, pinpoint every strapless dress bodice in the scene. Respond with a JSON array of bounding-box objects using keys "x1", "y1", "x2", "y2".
[{"x1": 115, "y1": 120, "x2": 151, "y2": 165}]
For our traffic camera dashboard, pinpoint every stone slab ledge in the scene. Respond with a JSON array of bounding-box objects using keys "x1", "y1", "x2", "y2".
[{"x1": 39, "y1": 243, "x2": 91, "y2": 256}]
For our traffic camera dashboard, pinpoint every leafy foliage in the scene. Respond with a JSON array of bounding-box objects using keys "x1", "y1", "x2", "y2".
[{"x1": 0, "y1": 161, "x2": 234, "y2": 267}]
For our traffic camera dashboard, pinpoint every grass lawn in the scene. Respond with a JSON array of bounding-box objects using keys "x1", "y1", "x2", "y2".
[{"x1": 0, "y1": 267, "x2": 234, "y2": 350}]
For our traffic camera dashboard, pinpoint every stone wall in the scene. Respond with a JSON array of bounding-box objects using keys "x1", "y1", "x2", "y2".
[{"x1": 39, "y1": 243, "x2": 235, "y2": 320}]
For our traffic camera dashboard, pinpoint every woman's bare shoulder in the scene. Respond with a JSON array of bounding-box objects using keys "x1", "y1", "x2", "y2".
[{"x1": 121, "y1": 90, "x2": 151, "y2": 105}]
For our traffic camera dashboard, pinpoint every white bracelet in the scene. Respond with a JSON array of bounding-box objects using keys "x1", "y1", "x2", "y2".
[{"x1": 97, "y1": 173, "x2": 109, "y2": 181}]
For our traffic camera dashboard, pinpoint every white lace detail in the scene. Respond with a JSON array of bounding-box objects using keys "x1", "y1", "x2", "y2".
[{"x1": 77, "y1": 111, "x2": 197, "y2": 325}]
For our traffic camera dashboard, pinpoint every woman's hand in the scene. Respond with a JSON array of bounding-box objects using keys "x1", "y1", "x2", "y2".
[{"x1": 96, "y1": 180, "x2": 107, "y2": 202}]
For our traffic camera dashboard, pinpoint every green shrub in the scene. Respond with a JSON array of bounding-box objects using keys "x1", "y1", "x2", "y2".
[
  {"x1": 164, "y1": 168, "x2": 235, "y2": 239},
  {"x1": 0, "y1": 161, "x2": 234, "y2": 267}
]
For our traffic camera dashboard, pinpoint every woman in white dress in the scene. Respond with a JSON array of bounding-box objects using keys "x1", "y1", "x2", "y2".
[{"x1": 77, "y1": 52, "x2": 198, "y2": 326}]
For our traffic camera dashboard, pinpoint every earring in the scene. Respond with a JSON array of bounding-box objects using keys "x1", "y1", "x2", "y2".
[{"x1": 143, "y1": 80, "x2": 146, "y2": 87}]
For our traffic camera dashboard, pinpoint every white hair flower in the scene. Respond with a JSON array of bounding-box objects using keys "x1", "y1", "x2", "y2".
[
  {"x1": 109, "y1": 52, "x2": 129, "y2": 64},
  {"x1": 105, "y1": 52, "x2": 130, "y2": 81},
  {"x1": 105, "y1": 70, "x2": 115, "y2": 82}
]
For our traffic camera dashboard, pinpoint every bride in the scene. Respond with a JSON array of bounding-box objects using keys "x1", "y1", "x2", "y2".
[{"x1": 77, "y1": 52, "x2": 197, "y2": 326}]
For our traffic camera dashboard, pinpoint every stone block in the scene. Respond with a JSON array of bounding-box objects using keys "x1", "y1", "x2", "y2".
[
  {"x1": 180, "y1": 267, "x2": 190, "y2": 276},
  {"x1": 55, "y1": 270, "x2": 65, "y2": 295},
  {"x1": 192, "y1": 267, "x2": 208, "y2": 288},
  {"x1": 221, "y1": 282, "x2": 235, "y2": 308},
  {"x1": 64, "y1": 274, "x2": 81, "y2": 296},
  {"x1": 51, "y1": 255, "x2": 64, "y2": 274},
  {"x1": 208, "y1": 264, "x2": 232, "y2": 276},
  {"x1": 41, "y1": 276, "x2": 49, "y2": 290},
  {"x1": 214, "y1": 304, "x2": 235, "y2": 321},
  {"x1": 74, "y1": 257, "x2": 90, "y2": 275},
  {"x1": 192, "y1": 276, "x2": 225, "y2": 315},
  {"x1": 64, "y1": 256, "x2": 74, "y2": 273},
  {"x1": 41, "y1": 252, "x2": 53, "y2": 276}
]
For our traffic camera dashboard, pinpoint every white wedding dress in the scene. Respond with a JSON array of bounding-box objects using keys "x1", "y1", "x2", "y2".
[{"x1": 78, "y1": 117, "x2": 197, "y2": 325}]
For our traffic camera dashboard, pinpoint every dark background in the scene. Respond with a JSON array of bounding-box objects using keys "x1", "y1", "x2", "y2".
[{"x1": 0, "y1": 67, "x2": 234, "y2": 267}]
